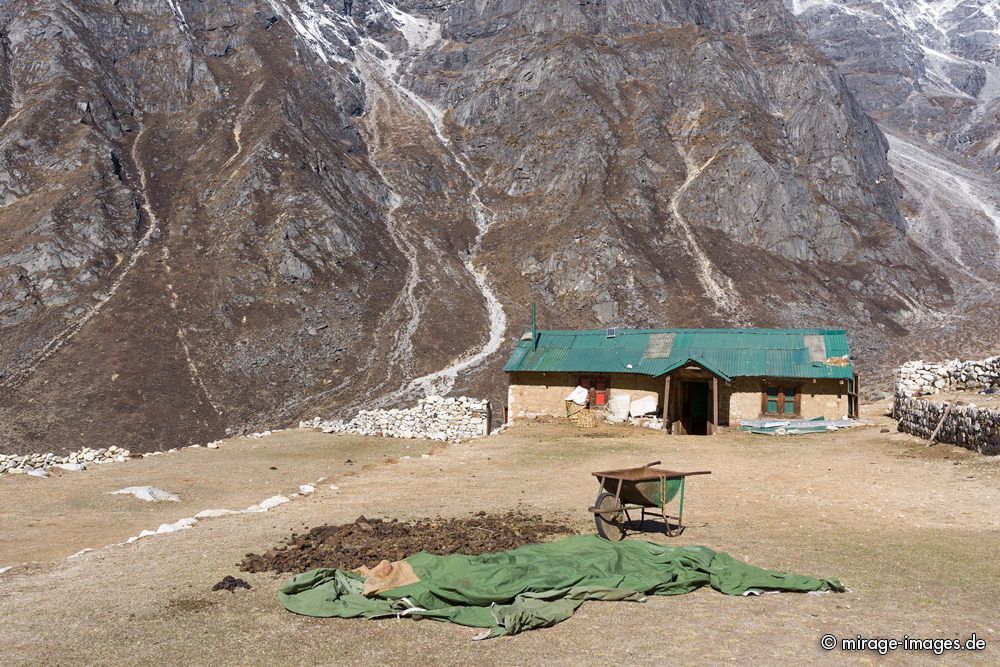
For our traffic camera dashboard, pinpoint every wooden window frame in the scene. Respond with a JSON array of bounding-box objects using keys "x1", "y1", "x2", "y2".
[{"x1": 760, "y1": 383, "x2": 802, "y2": 418}]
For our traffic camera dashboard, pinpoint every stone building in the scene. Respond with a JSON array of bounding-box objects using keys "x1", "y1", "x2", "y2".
[{"x1": 503, "y1": 328, "x2": 858, "y2": 434}]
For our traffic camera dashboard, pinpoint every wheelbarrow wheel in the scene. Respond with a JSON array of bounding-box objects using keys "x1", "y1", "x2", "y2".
[{"x1": 593, "y1": 492, "x2": 625, "y2": 541}]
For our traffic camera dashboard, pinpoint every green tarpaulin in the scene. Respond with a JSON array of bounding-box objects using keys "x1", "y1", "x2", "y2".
[{"x1": 279, "y1": 536, "x2": 844, "y2": 638}]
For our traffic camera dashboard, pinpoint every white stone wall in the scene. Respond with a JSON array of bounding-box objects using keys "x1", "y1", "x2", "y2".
[
  {"x1": 894, "y1": 396, "x2": 1000, "y2": 455},
  {"x1": 303, "y1": 395, "x2": 491, "y2": 442},
  {"x1": 0, "y1": 446, "x2": 131, "y2": 475},
  {"x1": 895, "y1": 357, "x2": 1000, "y2": 397}
]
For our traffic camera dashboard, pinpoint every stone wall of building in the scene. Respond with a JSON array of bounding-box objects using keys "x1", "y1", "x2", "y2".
[
  {"x1": 508, "y1": 372, "x2": 851, "y2": 425},
  {"x1": 303, "y1": 396, "x2": 491, "y2": 442},
  {"x1": 725, "y1": 378, "x2": 850, "y2": 423},
  {"x1": 507, "y1": 371, "x2": 661, "y2": 420},
  {"x1": 896, "y1": 357, "x2": 1000, "y2": 397},
  {"x1": 894, "y1": 396, "x2": 1000, "y2": 455}
]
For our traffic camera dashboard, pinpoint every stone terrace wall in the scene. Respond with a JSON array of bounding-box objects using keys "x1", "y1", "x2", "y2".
[
  {"x1": 896, "y1": 357, "x2": 1000, "y2": 397},
  {"x1": 303, "y1": 396, "x2": 491, "y2": 442},
  {"x1": 894, "y1": 396, "x2": 1000, "y2": 455}
]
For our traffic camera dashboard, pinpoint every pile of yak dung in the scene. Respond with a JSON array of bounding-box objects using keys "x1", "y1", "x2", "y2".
[
  {"x1": 240, "y1": 511, "x2": 575, "y2": 574},
  {"x1": 212, "y1": 575, "x2": 251, "y2": 592}
]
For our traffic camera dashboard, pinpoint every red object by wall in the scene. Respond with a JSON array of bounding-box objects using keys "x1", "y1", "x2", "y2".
[{"x1": 594, "y1": 379, "x2": 607, "y2": 406}]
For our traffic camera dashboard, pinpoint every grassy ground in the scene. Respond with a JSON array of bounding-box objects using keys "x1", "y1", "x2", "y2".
[
  {"x1": 1, "y1": 403, "x2": 997, "y2": 665},
  {"x1": 0, "y1": 430, "x2": 436, "y2": 564}
]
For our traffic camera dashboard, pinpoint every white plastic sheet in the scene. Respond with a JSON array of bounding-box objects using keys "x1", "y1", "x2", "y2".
[
  {"x1": 629, "y1": 395, "x2": 658, "y2": 418},
  {"x1": 607, "y1": 394, "x2": 631, "y2": 422},
  {"x1": 565, "y1": 386, "x2": 588, "y2": 405}
]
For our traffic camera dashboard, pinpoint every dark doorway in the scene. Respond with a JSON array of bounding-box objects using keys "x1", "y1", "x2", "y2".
[{"x1": 682, "y1": 381, "x2": 710, "y2": 435}]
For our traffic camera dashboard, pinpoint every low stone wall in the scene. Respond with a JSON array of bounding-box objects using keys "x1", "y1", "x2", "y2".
[
  {"x1": 0, "y1": 445, "x2": 131, "y2": 476},
  {"x1": 896, "y1": 357, "x2": 1000, "y2": 397},
  {"x1": 303, "y1": 395, "x2": 491, "y2": 442},
  {"x1": 894, "y1": 396, "x2": 1000, "y2": 455}
]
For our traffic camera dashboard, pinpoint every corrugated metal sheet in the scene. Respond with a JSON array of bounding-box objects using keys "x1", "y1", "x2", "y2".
[
  {"x1": 644, "y1": 333, "x2": 675, "y2": 358},
  {"x1": 502, "y1": 328, "x2": 855, "y2": 380},
  {"x1": 803, "y1": 334, "x2": 827, "y2": 362}
]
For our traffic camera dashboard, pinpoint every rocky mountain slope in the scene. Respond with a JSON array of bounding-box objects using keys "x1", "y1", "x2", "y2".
[
  {"x1": 789, "y1": 1, "x2": 999, "y2": 317},
  {"x1": 0, "y1": 0, "x2": 992, "y2": 454}
]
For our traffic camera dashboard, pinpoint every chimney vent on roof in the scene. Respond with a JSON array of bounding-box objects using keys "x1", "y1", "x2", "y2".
[{"x1": 606, "y1": 327, "x2": 617, "y2": 338}]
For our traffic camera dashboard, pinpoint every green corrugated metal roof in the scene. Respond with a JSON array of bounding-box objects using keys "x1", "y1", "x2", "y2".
[{"x1": 503, "y1": 328, "x2": 854, "y2": 380}]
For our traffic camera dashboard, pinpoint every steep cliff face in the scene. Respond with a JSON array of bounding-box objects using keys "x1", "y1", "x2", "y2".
[
  {"x1": 787, "y1": 0, "x2": 1000, "y2": 370},
  {"x1": 790, "y1": 0, "x2": 998, "y2": 167},
  {"x1": 0, "y1": 0, "x2": 972, "y2": 453},
  {"x1": 404, "y1": 0, "x2": 939, "y2": 330},
  {"x1": 789, "y1": 1, "x2": 1000, "y2": 299},
  {"x1": 0, "y1": 0, "x2": 412, "y2": 450}
]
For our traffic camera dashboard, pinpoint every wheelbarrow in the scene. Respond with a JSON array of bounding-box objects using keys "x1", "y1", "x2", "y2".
[{"x1": 589, "y1": 461, "x2": 711, "y2": 540}]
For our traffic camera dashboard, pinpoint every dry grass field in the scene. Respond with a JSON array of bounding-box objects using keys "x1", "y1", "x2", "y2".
[{"x1": 1, "y1": 403, "x2": 997, "y2": 665}]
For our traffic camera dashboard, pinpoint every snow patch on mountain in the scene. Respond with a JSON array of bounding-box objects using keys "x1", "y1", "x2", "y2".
[
  {"x1": 268, "y1": 0, "x2": 352, "y2": 66},
  {"x1": 384, "y1": 2, "x2": 442, "y2": 50}
]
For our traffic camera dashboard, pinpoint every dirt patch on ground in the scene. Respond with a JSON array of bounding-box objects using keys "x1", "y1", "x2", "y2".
[{"x1": 240, "y1": 511, "x2": 576, "y2": 573}]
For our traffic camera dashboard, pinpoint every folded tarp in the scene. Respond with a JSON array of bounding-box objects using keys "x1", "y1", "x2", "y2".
[
  {"x1": 740, "y1": 418, "x2": 858, "y2": 434},
  {"x1": 278, "y1": 535, "x2": 844, "y2": 638}
]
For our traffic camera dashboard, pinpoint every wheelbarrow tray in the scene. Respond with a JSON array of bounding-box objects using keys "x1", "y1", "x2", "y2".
[{"x1": 591, "y1": 466, "x2": 710, "y2": 507}]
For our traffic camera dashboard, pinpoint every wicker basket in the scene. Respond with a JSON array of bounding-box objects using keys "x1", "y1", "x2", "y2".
[{"x1": 567, "y1": 403, "x2": 602, "y2": 428}]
